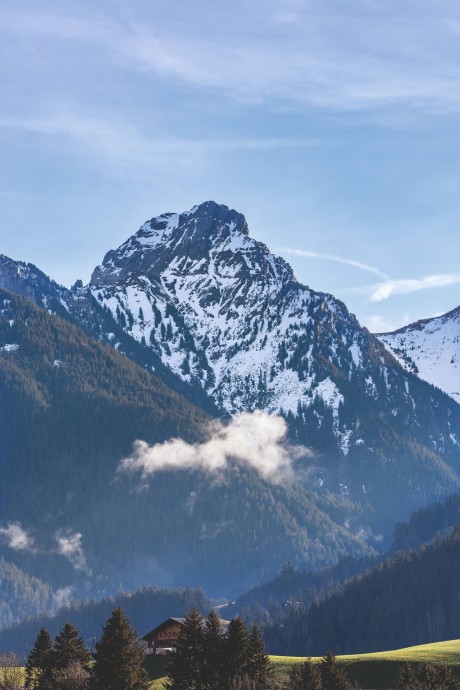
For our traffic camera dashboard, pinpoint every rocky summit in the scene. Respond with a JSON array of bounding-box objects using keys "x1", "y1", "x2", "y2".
[{"x1": 2, "y1": 201, "x2": 460, "y2": 524}]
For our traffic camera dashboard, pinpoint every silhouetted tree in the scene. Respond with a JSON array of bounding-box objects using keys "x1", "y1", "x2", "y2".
[
  {"x1": 91, "y1": 607, "x2": 148, "y2": 690},
  {"x1": 168, "y1": 608, "x2": 205, "y2": 690},
  {"x1": 320, "y1": 650, "x2": 349, "y2": 690},
  {"x1": 25, "y1": 628, "x2": 53, "y2": 690}
]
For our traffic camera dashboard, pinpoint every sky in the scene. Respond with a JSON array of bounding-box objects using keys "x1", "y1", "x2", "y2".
[{"x1": 1, "y1": 0, "x2": 460, "y2": 333}]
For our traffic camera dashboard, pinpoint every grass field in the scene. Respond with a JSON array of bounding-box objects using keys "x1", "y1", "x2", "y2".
[
  {"x1": 271, "y1": 639, "x2": 460, "y2": 689},
  {"x1": 144, "y1": 639, "x2": 460, "y2": 689}
]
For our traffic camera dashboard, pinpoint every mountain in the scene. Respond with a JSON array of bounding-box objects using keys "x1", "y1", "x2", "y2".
[
  {"x1": 263, "y1": 526, "x2": 460, "y2": 656},
  {"x1": 87, "y1": 201, "x2": 460, "y2": 525},
  {"x1": 378, "y1": 306, "x2": 460, "y2": 405},
  {"x1": 0, "y1": 289, "x2": 370, "y2": 597},
  {"x1": 3, "y1": 200, "x2": 460, "y2": 554}
]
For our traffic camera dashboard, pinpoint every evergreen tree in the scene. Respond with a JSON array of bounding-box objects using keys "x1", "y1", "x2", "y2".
[
  {"x1": 25, "y1": 628, "x2": 53, "y2": 690},
  {"x1": 394, "y1": 663, "x2": 416, "y2": 690},
  {"x1": 52, "y1": 623, "x2": 90, "y2": 672},
  {"x1": 202, "y1": 611, "x2": 224, "y2": 690},
  {"x1": 284, "y1": 659, "x2": 322, "y2": 690},
  {"x1": 225, "y1": 617, "x2": 249, "y2": 686},
  {"x1": 246, "y1": 624, "x2": 273, "y2": 689},
  {"x1": 168, "y1": 608, "x2": 205, "y2": 690},
  {"x1": 320, "y1": 650, "x2": 349, "y2": 690},
  {"x1": 91, "y1": 607, "x2": 148, "y2": 690}
]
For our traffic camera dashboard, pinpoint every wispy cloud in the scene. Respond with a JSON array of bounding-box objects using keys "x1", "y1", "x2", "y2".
[
  {"x1": 0, "y1": 115, "x2": 316, "y2": 175},
  {"x1": 55, "y1": 530, "x2": 89, "y2": 573},
  {"x1": 5, "y1": 5, "x2": 460, "y2": 114},
  {"x1": 370, "y1": 273, "x2": 460, "y2": 301},
  {"x1": 0, "y1": 522, "x2": 35, "y2": 552},
  {"x1": 279, "y1": 247, "x2": 389, "y2": 279},
  {"x1": 119, "y1": 411, "x2": 309, "y2": 483}
]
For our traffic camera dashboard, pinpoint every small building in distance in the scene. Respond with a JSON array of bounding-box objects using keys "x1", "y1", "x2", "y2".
[
  {"x1": 143, "y1": 618, "x2": 185, "y2": 655},
  {"x1": 142, "y1": 616, "x2": 229, "y2": 655}
]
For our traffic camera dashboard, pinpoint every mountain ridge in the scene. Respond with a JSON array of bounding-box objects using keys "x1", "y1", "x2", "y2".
[
  {"x1": 2, "y1": 201, "x2": 460, "y2": 529},
  {"x1": 378, "y1": 306, "x2": 460, "y2": 405}
]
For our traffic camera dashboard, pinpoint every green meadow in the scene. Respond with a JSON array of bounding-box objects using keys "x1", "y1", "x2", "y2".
[
  {"x1": 271, "y1": 639, "x2": 460, "y2": 689},
  {"x1": 145, "y1": 639, "x2": 460, "y2": 689}
]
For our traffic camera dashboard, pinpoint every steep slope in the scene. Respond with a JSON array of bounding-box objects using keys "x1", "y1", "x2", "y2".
[
  {"x1": 0, "y1": 558, "x2": 61, "y2": 631},
  {"x1": 263, "y1": 526, "x2": 460, "y2": 656},
  {"x1": 0, "y1": 289, "x2": 370, "y2": 597},
  {"x1": 0, "y1": 255, "x2": 219, "y2": 414},
  {"x1": 3, "y1": 202, "x2": 460, "y2": 531},
  {"x1": 87, "y1": 201, "x2": 460, "y2": 524},
  {"x1": 378, "y1": 307, "x2": 460, "y2": 404}
]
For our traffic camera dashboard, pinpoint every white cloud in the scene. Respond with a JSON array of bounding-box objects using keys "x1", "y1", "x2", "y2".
[
  {"x1": 55, "y1": 530, "x2": 89, "y2": 573},
  {"x1": 119, "y1": 411, "x2": 309, "y2": 483},
  {"x1": 279, "y1": 247, "x2": 389, "y2": 279},
  {"x1": 0, "y1": 522, "x2": 35, "y2": 552},
  {"x1": 0, "y1": 115, "x2": 316, "y2": 175},
  {"x1": 370, "y1": 274, "x2": 460, "y2": 301},
  {"x1": 5, "y1": 4, "x2": 460, "y2": 114}
]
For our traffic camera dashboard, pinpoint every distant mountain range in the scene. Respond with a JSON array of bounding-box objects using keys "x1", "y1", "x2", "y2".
[
  {"x1": 1, "y1": 200, "x2": 460, "y2": 606},
  {"x1": 378, "y1": 306, "x2": 460, "y2": 405}
]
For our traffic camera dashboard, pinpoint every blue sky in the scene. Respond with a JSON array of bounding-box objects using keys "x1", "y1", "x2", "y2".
[{"x1": 1, "y1": 0, "x2": 460, "y2": 332}]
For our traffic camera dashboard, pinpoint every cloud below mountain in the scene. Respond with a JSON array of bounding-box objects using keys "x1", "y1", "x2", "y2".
[
  {"x1": 0, "y1": 522, "x2": 35, "y2": 552},
  {"x1": 55, "y1": 530, "x2": 89, "y2": 573},
  {"x1": 119, "y1": 411, "x2": 308, "y2": 483}
]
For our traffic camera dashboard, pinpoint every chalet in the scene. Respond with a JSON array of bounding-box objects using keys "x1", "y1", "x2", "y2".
[
  {"x1": 143, "y1": 618, "x2": 185, "y2": 654},
  {"x1": 142, "y1": 616, "x2": 230, "y2": 655}
]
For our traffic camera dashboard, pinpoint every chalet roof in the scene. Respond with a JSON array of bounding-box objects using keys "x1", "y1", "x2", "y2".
[
  {"x1": 142, "y1": 617, "x2": 185, "y2": 641},
  {"x1": 142, "y1": 616, "x2": 230, "y2": 641}
]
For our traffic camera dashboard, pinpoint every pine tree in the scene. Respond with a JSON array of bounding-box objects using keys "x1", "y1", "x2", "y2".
[
  {"x1": 168, "y1": 608, "x2": 205, "y2": 690},
  {"x1": 393, "y1": 663, "x2": 416, "y2": 689},
  {"x1": 52, "y1": 623, "x2": 90, "y2": 672},
  {"x1": 225, "y1": 617, "x2": 249, "y2": 686},
  {"x1": 246, "y1": 624, "x2": 273, "y2": 689},
  {"x1": 91, "y1": 607, "x2": 148, "y2": 690},
  {"x1": 201, "y1": 611, "x2": 225, "y2": 690},
  {"x1": 284, "y1": 659, "x2": 322, "y2": 690},
  {"x1": 25, "y1": 628, "x2": 53, "y2": 690},
  {"x1": 320, "y1": 650, "x2": 349, "y2": 690}
]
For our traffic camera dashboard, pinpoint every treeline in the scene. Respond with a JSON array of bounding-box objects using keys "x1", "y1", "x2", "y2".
[
  {"x1": 233, "y1": 495, "x2": 460, "y2": 625},
  {"x1": 20, "y1": 607, "x2": 147, "y2": 690},
  {"x1": 168, "y1": 608, "x2": 273, "y2": 690},
  {"x1": 229, "y1": 555, "x2": 381, "y2": 625},
  {"x1": 264, "y1": 527, "x2": 460, "y2": 655},
  {"x1": 392, "y1": 494, "x2": 460, "y2": 552},
  {"x1": 0, "y1": 559, "x2": 59, "y2": 631},
  {"x1": 0, "y1": 585, "x2": 210, "y2": 656},
  {"x1": 0, "y1": 289, "x2": 370, "y2": 599}
]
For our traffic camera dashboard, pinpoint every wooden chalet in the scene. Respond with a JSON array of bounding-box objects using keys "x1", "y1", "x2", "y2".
[
  {"x1": 143, "y1": 617, "x2": 185, "y2": 654},
  {"x1": 142, "y1": 616, "x2": 230, "y2": 655}
]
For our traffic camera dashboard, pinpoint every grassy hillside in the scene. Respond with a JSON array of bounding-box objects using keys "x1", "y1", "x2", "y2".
[
  {"x1": 144, "y1": 640, "x2": 460, "y2": 690},
  {"x1": 271, "y1": 639, "x2": 460, "y2": 689}
]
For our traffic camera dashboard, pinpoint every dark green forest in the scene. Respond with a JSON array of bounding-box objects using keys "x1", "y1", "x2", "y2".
[
  {"x1": 0, "y1": 289, "x2": 370, "y2": 601},
  {"x1": 0, "y1": 586, "x2": 211, "y2": 656},
  {"x1": 263, "y1": 526, "x2": 460, "y2": 656}
]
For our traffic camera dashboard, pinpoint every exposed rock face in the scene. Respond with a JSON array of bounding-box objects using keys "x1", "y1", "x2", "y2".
[{"x1": 2, "y1": 201, "x2": 460, "y2": 520}]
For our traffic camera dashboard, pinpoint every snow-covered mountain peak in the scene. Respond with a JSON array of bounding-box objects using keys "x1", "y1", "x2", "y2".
[
  {"x1": 378, "y1": 306, "x2": 460, "y2": 404},
  {"x1": 91, "y1": 200, "x2": 295, "y2": 289}
]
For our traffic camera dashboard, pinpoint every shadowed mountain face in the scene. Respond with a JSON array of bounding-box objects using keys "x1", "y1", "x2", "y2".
[
  {"x1": 0, "y1": 290, "x2": 371, "y2": 600},
  {"x1": 2, "y1": 201, "x2": 460, "y2": 549}
]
